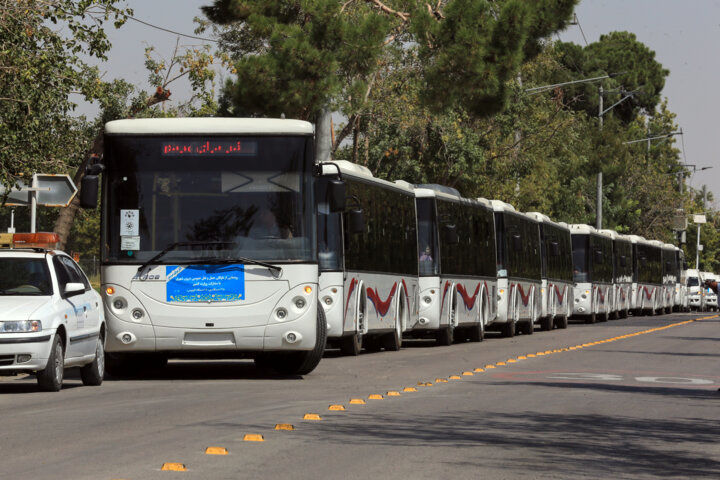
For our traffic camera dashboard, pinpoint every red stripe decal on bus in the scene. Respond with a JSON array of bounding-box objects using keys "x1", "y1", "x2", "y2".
[
  {"x1": 440, "y1": 281, "x2": 451, "y2": 310},
  {"x1": 554, "y1": 284, "x2": 566, "y2": 304},
  {"x1": 344, "y1": 278, "x2": 358, "y2": 319},
  {"x1": 457, "y1": 283, "x2": 483, "y2": 310},
  {"x1": 367, "y1": 283, "x2": 398, "y2": 317},
  {"x1": 516, "y1": 284, "x2": 532, "y2": 306}
]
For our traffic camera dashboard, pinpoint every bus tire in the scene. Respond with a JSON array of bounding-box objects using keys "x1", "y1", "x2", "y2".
[
  {"x1": 80, "y1": 333, "x2": 105, "y2": 386},
  {"x1": 363, "y1": 336, "x2": 382, "y2": 352},
  {"x1": 521, "y1": 320, "x2": 534, "y2": 335},
  {"x1": 540, "y1": 316, "x2": 552, "y2": 331},
  {"x1": 467, "y1": 322, "x2": 484, "y2": 342},
  {"x1": 436, "y1": 324, "x2": 454, "y2": 346},
  {"x1": 383, "y1": 315, "x2": 403, "y2": 352},
  {"x1": 600, "y1": 310, "x2": 609, "y2": 322},
  {"x1": 555, "y1": 315, "x2": 568, "y2": 329},
  {"x1": 339, "y1": 333, "x2": 362, "y2": 356},
  {"x1": 258, "y1": 302, "x2": 327, "y2": 375},
  {"x1": 501, "y1": 320, "x2": 515, "y2": 338},
  {"x1": 585, "y1": 312, "x2": 596, "y2": 324},
  {"x1": 37, "y1": 334, "x2": 64, "y2": 392}
]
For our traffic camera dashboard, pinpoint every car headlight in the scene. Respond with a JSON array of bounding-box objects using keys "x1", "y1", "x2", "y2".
[{"x1": 0, "y1": 320, "x2": 42, "y2": 333}]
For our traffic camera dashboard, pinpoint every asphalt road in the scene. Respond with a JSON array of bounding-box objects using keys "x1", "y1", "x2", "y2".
[{"x1": 1, "y1": 312, "x2": 718, "y2": 480}]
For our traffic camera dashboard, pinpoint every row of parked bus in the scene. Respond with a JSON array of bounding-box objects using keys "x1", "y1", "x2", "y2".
[
  {"x1": 60, "y1": 118, "x2": 697, "y2": 377},
  {"x1": 317, "y1": 160, "x2": 690, "y2": 355}
]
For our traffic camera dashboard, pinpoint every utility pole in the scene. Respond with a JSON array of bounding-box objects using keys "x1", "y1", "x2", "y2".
[
  {"x1": 696, "y1": 189, "x2": 707, "y2": 269},
  {"x1": 597, "y1": 85, "x2": 603, "y2": 229}
]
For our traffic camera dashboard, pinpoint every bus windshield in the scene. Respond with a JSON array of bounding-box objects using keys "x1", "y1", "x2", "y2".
[
  {"x1": 416, "y1": 198, "x2": 439, "y2": 276},
  {"x1": 572, "y1": 234, "x2": 589, "y2": 282},
  {"x1": 103, "y1": 135, "x2": 316, "y2": 264}
]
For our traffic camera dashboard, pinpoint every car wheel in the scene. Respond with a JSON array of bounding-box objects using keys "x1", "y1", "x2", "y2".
[
  {"x1": 80, "y1": 334, "x2": 105, "y2": 386},
  {"x1": 37, "y1": 334, "x2": 64, "y2": 392}
]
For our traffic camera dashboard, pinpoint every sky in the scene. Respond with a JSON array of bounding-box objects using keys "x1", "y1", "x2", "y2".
[{"x1": 87, "y1": 0, "x2": 720, "y2": 201}]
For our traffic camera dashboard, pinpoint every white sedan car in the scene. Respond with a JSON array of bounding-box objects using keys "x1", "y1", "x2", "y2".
[{"x1": 0, "y1": 248, "x2": 105, "y2": 391}]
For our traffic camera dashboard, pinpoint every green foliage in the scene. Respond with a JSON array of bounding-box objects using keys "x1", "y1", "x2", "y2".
[
  {"x1": 203, "y1": 0, "x2": 577, "y2": 120},
  {"x1": 554, "y1": 31, "x2": 669, "y2": 122}
]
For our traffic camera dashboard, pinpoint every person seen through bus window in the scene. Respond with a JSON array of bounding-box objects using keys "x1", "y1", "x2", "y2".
[{"x1": 248, "y1": 207, "x2": 292, "y2": 239}]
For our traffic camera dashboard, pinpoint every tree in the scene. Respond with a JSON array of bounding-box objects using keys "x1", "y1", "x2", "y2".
[{"x1": 202, "y1": 0, "x2": 577, "y2": 125}]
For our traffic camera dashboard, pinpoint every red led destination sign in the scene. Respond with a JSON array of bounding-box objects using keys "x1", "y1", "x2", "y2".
[{"x1": 161, "y1": 140, "x2": 258, "y2": 156}]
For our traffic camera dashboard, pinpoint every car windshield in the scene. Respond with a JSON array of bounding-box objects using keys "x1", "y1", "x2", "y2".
[
  {"x1": 0, "y1": 258, "x2": 53, "y2": 296},
  {"x1": 103, "y1": 135, "x2": 316, "y2": 264}
]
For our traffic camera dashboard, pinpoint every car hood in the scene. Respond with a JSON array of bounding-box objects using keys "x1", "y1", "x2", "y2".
[{"x1": 0, "y1": 296, "x2": 52, "y2": 321}]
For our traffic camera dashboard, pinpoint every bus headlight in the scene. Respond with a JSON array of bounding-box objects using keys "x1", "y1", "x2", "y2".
[{"x1": 113, "y1": 298, "x2": 127, "y2": 311}]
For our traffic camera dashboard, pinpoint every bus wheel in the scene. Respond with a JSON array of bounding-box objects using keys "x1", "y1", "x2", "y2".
[
  {"x1": 540, "y1": 316, "x2": 553, "y2": 331},
  {"x1": 554, "y1": 315, "x2": 568, "y2": 329},
  {"x1": 383, "y1": 313, "x2": 403, "y2": 352},
  {"x1": 339, "y1": 333, "x2": 362, "y2": 356},
  {"x1": 363, "y1": 336, "x2": 382, "y2": 352},
  {"x1": 600, "y1": 310, "x2": 609, "y2": 322},
  {"x1": 467, "y1": 322, "x2": 484, "y2": 342},
  {"x1": 258, "y1": 302, "x2": 328, "y2": 375},
  {"x1": 585, "y1": 312, "x2": 596, "y2": 324},
  {"x1": 501, "y1": 320, "x2": 515, "y2": 338},
  {"x1": 436, "y1": 324, "x2": 454, "y2": 346}
]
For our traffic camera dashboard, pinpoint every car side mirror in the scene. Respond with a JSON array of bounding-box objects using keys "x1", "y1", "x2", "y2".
[
  {"x1": 550, "y1": 241, "x2": 560, "y2": 257},
  {"x1": 328, "y1": 179, "x2": 346, "y2": 212},
  {"x1": 80, "y1": 175, "x2": 99, "y2": 209},
  {"x1": 442, "y1": 224, "x2": 459, "y2": 245},
  {"x1": 347, "y1": 208, "x2": 365, "y2": 235},
  {"x1": 64, "y1": 282, "x2": 85, "y2": 296},
  {"x1": 511, "y1": 234, "x2": 522, "y2": 252}
]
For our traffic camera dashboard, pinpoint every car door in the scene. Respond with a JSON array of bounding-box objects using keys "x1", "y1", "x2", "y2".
[
  {"x1": 57, "y1": 256, "x2": 98, "y2": 357},
  {"x1": 53, "y1": 256, "x2": 82, "y2": 359}
]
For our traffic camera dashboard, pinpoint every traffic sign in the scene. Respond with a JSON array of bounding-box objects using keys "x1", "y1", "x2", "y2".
[{"x1": 0, "y1": 174, "x2": 77, "y2": 207}]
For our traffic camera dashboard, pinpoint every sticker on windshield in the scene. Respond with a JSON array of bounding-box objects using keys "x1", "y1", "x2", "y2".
[
  {"x1": 121, "y1": 236, "x2": 140, "y2": 251},
  {"x1": 120, "y1": 209, "x2": 139, "y2": 236},
  {"x1": 166, "y1": 265, "x2": 245, "y2": 303}
]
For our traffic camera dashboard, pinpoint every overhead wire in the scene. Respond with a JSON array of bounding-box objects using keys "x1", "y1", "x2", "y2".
[{"x1": 123, "y1": 14, "x2": 218, "y2": 43}]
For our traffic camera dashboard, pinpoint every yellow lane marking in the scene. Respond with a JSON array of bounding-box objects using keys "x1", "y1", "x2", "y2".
[
  {"x1": 303, "y1": 413, "x2": 322, "y2": 420},
  {"x1": 435, "y1": 378, "x2": 448, "y2": 383},
  {"x1": 350, "y1": 398, "x2": 366, "y2": 404},
  {"x1": 506, "y1": 359, "x2": 517, "y2": 363},
  {"x1": 474, "y1": 368, "x2": 484, "y2": 372},
  {"x1": 328, "y1": 404, "x2": 346, "y2": 411},
  {"x1": 205, "y1": 447, "x2": 228, "y2": 455},
  {"x1": 485, "y1": 364, "x2": 496, "y2": 369},
  {"x1": 275, "y1": 424, "x2": 295, "y2": 430},
  {"x1": 243, "y1": 434, "x2": 264, "y2": 442},
  {"x1": 462, "y1": 371, "x2": 474, "y2": 376},
  {"x1": 496, "y1": 362, "x2": 506, "y2": 365},
  {"x1": 161, "y1": 463, "x2": 187, "y2": 472},
  {"x1": 517, "y1": 356, "x2": 527, "y2": 360}
]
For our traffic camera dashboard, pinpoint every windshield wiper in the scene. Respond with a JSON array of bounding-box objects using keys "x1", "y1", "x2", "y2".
[
  {"x1": 197, "y1": 256, "x2": 283, "y2": 278},
  {"x1": 136, "y1": 241, "x2": 236, "y2": 273}
]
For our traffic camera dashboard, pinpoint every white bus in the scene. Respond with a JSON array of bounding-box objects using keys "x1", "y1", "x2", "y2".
[
  {"x1": 600, "y1": 230, "x2": 633, "y2": 319},
  {"x1": 675, "y1": 247, "x2": 688, "y2": 311},
  {"x1": 684, "y1": 268, "x2": 705, "y2": 311},
  {"x1": 318, "y1": 161, "x2": 418, "y2": 354},
  {"x1": 488, "y1": 200, "x2": 541, "y2": 337},
  {"x1": 631, "y1": 237, "x2": 663, "y2": 315},
  {"x1": 527, "y1": 212, "x2": 573, "y2": 330},
  {"x1": 661, "y1": 242, "x2": 680, "y2": 314},
  {"x1": 82, "y1": 118, "x2": 342, "y2": 375},
  {"x1": 569, "y1": 224, "x2": 614, "y2": 323},
  {"x1": 406, "y1": 185, "x2": 496, "y2": 345}
]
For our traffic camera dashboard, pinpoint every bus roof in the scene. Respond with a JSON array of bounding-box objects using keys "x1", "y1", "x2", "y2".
[
  {"x1": 487, "y1": 199, "x2": 516, "y2": 213},
  {"x1": 324, "y1": 160, "x2": 414, "y2": 194},
  {"x1": 568, "y1": 223, "x2": 597, "y2": 235},
  {"x1": 526, "y1": 212, "x2": 569, "y2": 231},
  {"x1": 105, "y1": 118, "x2": 314, "y2": 135}
]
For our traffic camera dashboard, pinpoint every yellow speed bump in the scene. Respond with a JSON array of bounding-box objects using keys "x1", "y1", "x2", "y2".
[
  {"x1": 420, "y1": 382, "x2": 433, "y2": 387},
  {"x1": 462, "y1": 371, "x2": 474, "y2": 376},
  {"x1": 350, "y1": 398, "x2": 366, "y2": 405},
  {"x1": 328, "y1": 404, "x2": 345, "y2": 411},
  {"x1": 243, "y1": 434, "x2": 264, "y2": 442},
  {"x1": 484, "y1": 364, "x2": 496, "y2": 369},
  {"x1": 368, "y1": 394, "x2": 384, "y2": 400},
  {"x1": 275, "y1": 424, "x2": 295, "y2": 430},
  {"x1": 161, "y1": 463, "x2": 187, "y2": 472},
  {"x1": 449, "y1": 375, "x2": 462, "y2": 380},
  {"x1": 517, "y1": 356, "x2": 527, "y2": 360},
  {"x1": 496, "y1": 362, "x2": 506, "y2": 366},
  {"x1": 403, "y1": 387, "x2": 417, "y2": 392},
  {"x1": 506, "y1": 359, "x2": 517, "y2": 363},
  {"x1": 435, "y1": 378, "x2": 448, "y2": 383},
  {"x1": 387, "y1": 391, "x2": 401, "y2": 396},
  {"x1": 303, "y1": 413, "x2": 322, "y2": 420},
  {"x1": 205, "y1": 447, "x2": 228, "y2": 455},
  {"x1": 527, "y1": 354, "x2": 536, "y2": 358},
  {"x1": 474, "y1": 368, "x2": 484, "y2": 372}
]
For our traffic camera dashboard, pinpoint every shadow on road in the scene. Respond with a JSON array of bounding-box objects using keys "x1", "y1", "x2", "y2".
[
  {"x1": 104, "y1": 360, "x2": 303, "y2": 382},
  {"x1": 296, "y1": 409, "x2": 720, "y2": 478}
]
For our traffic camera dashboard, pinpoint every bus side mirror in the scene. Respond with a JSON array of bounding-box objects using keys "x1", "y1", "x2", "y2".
[
  {"x1": 348, "y1": 208, "x2": 365, "y2": 234},
  {"x1": 80, "y1": 175, "x2": 99, "y2": 209},
  {"x1": 511, "y1": 234, "x2": 522, "y2": 251},
  {"x1": 442, "y1": 224, "x2": 459, "y2": 245},
  {"x1": 550, "y1": 241, "x2": 560, "y2": 257},
  {"x1": 328, "y1": 179, "x2": 346, "y2": 212},
  {"x1": 620, "y1": 256, "x2": 627, "y2": 267},
  {"x1": 640, "y1": 256, "x2": 647, "y2": 266}
]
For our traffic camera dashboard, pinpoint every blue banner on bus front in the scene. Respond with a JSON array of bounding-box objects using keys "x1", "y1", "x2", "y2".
[{"x1": 166, "y1": 265, "x2": 245, "y2": 303}]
